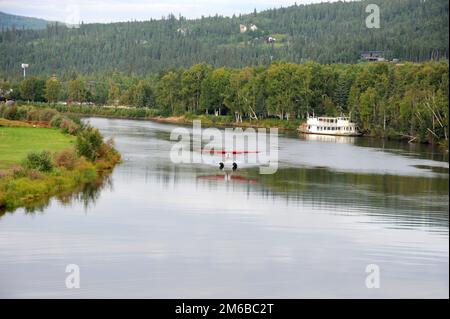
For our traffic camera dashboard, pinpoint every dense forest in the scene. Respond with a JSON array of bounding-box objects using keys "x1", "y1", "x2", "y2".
[
  {"x1": 0, "y1": 0, "x2": 448, "y2": 78},
  {"x1": 1, "y1": 61, "x2": 448, "y2": 143}
]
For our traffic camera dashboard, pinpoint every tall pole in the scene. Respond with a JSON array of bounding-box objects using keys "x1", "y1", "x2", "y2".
[{"x1": 21, "y1": 63, "x2": 29, "y2": 78}]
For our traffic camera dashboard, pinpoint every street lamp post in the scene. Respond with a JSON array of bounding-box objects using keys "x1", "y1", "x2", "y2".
[{"x1": 21, "y1": 63, "x2": 29, "y2": 78}]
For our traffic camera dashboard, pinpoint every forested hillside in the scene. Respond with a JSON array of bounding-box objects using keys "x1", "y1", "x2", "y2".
[
  {"x1": 0, "y1": 0, "x2": 448, "y2": 79},
  {"x1": 0, "y1": 11, "x2": 54, "y2": 31}
]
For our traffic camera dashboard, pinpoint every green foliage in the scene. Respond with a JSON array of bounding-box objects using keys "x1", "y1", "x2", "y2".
[
  {"x1": 37, "y1": 108, "x2": 57, "y2": 121},
  {"x1": 0, "y1": 104, "x2": 19, "y2": 120},
  {"x1": 22, "y1": 151, "x2": 53, "y2": 172},
  {"x1": 44, "y1": 76, "x2": 61, "y2": 103},
  {"x1": 68, "y1": 77, "x2": 87, "y2": 102},
  {"x1": 76, "y1": 127, "x2": 103, "y2": 161},
  {"x1": 157, "y1": 70, "x2": 183, "y2": 114},
  {"x1": 19, "y1": 77, "x2": 45, "y2": 102}
]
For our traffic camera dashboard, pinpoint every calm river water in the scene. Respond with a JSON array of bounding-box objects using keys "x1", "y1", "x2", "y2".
[{"x1": 0, "y1": 117, "x2": 448, "y2": 298}]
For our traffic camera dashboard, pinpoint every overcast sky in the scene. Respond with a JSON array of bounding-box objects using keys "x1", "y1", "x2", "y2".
[{"x1": 0, "y1": 0, "x2": 336, "y2": 24}]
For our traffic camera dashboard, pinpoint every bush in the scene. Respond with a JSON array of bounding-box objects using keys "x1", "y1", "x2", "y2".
[
  {"x1": 76, "y1": 126, "x2": 103, "y2": 161},
  {"x1": 50, "y1": 114, "x2": 64, "y2": 128},
  {"x1": 54, "y1": 148, "x2": 77, "y2": 170},
  {"x1": 26, "y1": 169, "x2": 44, "y2": 180},
  {"x1": 22, "y1": 151, "x2": 54, "y2": 172},
  {"x1": 26, "y1": 107, "x2": 41, "y2": 121},
  {"x1": 38, "y1": 108, "x2": 58, "y2": 122},
  {"x1": 59, "y1": 118, "x2": 80, "y2": 135},
  {"x1": 96, "y1": 138, "x2": 121, "y2": 165},
  {"x1": 2, "y1": 105, "x2": 19, "y2": 120},
  {"x1": 11, "y1": 165, "x2": 26, "y2": 178}
]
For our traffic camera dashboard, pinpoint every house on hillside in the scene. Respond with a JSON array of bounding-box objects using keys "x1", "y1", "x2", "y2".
[
  {"x1": 249, "y1": 24, "x2": 258, "y2": 31},
  {"x1": 177, "y1": 27, "x2": 188, "y2": 36},
  {"x1": 239, "y1": 24, "x2": 247, "y2": 33},
  {"x1": 361, "y1": 50, "x2": 385, "y2": 62}
]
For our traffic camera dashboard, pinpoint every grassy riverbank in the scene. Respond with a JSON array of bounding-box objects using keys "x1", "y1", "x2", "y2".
[
  {"x1": 0, "y1": 126, "x2": 75, "y2": 169},
  {"x1": 0, "y1": 107, "x2": 121, "y2": 213}
]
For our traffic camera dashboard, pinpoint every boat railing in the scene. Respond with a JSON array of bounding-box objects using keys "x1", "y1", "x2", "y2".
[{"x1": 309, "y1": 122, "x2": 356, "y2": 127}]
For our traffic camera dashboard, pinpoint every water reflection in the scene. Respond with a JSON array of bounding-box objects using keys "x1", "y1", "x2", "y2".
[
  {"x1": 0, "y1": 117, "x2": 447, "y2": 298},
  {"x1": 0, "y1": 175, "x2": 113, "y2": 218},
  {"x1": 298, "y1": 133, "x2": 357, "y2": 144},
  {"x1": 99, "y1": 116, "x2": 448, "y2": 231},
  {"x1": 197, "y1": 172, "x2": 258, "y2": 185}
]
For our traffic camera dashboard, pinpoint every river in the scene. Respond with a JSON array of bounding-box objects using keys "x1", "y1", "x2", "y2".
[{"x1": 0, "y1": 117, "x2": 448, "y2": 298}]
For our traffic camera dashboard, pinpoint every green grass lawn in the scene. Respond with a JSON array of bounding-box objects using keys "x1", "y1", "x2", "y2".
[{"x1": 0, "y1": 127, "x2": 75, "y2": 170}]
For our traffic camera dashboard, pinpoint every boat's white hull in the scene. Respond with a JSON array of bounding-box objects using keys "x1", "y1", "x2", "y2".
[{"x1": 298, "y1": 128, "x2": 361, "y2": 137}]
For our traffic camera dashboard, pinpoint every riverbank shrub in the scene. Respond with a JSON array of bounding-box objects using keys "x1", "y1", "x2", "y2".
[
  {"x1": 49, "y1": 114, "x2": 64, "y2": 127},
  {"x1": 38, "y1": 108, "x2": 58, "y2": 122},
  {"x1": 54, "y1": 148, "x2": 77, "y2": 170},
  {"x1": 0, "y1": 104, "x2": 80, "y2": 133},
  {"x1": 22, "y1": 151, "x2": 53, "y2": 172},
  {"x1": 59, "y1": 118, "x2": 80, "y2": 134},
  {"x1": 0, "y1": 104, "x2": 19, "y2": 120},
  {"x1": 76, "y1": 127, "x2": 103, "y2": 161}
]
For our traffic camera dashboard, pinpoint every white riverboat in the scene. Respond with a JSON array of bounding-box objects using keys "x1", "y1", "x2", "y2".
[{"x1": 298, "y1": 116, "x2": 360, "y2": 136}]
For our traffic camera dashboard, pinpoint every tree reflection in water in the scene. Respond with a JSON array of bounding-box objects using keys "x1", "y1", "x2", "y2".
[{"x1": 0, "y1": 175, "x2": 113, "y2": 218}]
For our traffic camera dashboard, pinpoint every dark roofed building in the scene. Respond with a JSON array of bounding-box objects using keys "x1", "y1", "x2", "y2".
[{"x1": 361, "y1": 50, "x2": 385, "y2": 62}]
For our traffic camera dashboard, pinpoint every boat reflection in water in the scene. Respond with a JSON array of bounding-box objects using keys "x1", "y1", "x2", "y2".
[
  {"x1": 197, "y1": 172, "x2": 258, "y2": 185},
  {"x1": 298, "y1": 132, "x2": 357, "y2": 144}
]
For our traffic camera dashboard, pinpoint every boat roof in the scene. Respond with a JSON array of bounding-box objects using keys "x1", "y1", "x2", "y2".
[{"x1": 309, "y1": 116, "x2": 350, "y2": 119}]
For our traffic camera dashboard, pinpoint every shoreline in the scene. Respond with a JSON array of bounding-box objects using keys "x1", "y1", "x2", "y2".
[
  {"x1": 12, "y1": 103, "x2": 449, "y2": 150},
  {"x1": 77, "y1": 113, "x2": 445, "y2": 146},
  {"x1": 0, "y1": 112, "x2": 121, "y2": 214},
  {"x1": 66, "y1": 112, "x2": 300, "y2": 132}
]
